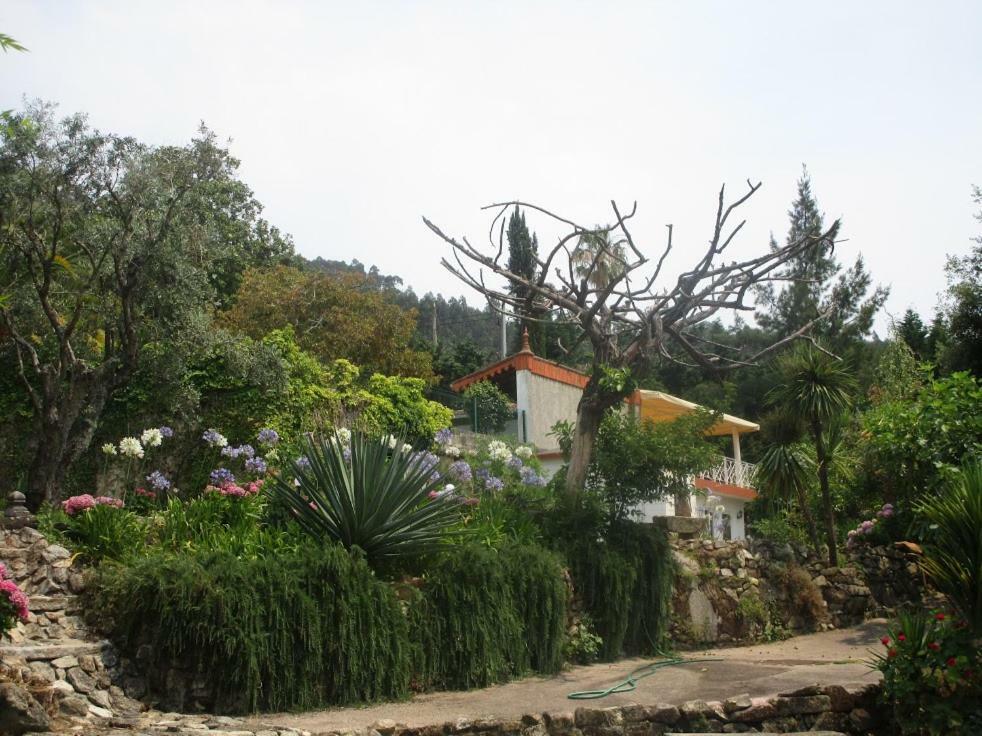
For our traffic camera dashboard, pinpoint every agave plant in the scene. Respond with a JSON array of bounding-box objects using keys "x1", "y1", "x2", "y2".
[
  {"x1": 915, "y1": 462, "x2": 982, "y2": 634},
  {"x1": 270, "y1": 431, "x2": 461, "y2": 564}
]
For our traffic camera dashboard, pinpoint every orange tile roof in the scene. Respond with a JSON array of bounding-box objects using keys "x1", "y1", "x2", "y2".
[
  {"x1": 450, "y1": 352, "x2": 590, "y2": 392},
  {"x1": 694, "y1": 476, "x2": 758, "y2": 500}
]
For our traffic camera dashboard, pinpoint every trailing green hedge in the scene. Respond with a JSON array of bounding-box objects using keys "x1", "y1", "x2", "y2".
[
  {"x1": 90, "y1": 546, "x2": 412, "y2": 713},
  {"x1": 560, "y1": 522, "x2": 674, "y2": 660},
  {"x1": 91, "y1": 541, "x2": 567, "y2": 712},
  {"x1": 408, "y1": 543, "x2": 568, "y2": 690}
]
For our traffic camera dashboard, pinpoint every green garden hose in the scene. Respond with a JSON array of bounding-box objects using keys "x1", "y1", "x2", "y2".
[{"x1": 567, "y1": 657, "x2": 719, "y2": 700}]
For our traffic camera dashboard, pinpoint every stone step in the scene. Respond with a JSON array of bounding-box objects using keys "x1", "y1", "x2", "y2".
[
  {"x1": 0, "y1": 639, "x2": 111, "y2": 661},
  {"x1": 27, "y1": 594, "x2": 82, "y2": 613}
]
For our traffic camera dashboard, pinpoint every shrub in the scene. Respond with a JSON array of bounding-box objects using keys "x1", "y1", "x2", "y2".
[
  {"x1": 775, "y1": 564, "x2": 827, "y2": 626},
  {"x1": 53, "y1": 503, "x2": 146, "y2": 563},
  {"x1": 89, "y1": 545, "x2": 411, "y2": 713},
  {"x1": 0, "y1": 563, "x2": 29, "y2": 636},
  {"x1": 408, "y1": 543, "x2": 567, "y2": 690},
  {"x1": 873, "y1": 610, "x2": 982, "y2": 735},
  {"x1": 564, "y1": 614, "x2": 603, "y2": 665},
  {"x1": 269, "y1": 432, "x2": 462, "y2": 566},
  {"x1": 462, "y1": 381, "x2": 512, "y2": 434},
  {"x1": 915, "y1": 462, "x2": 982, "y2": 634}
]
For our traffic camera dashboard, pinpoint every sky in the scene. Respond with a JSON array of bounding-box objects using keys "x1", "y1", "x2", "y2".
[{"x1": 3, "y1": 1, "x2": 981, "y2": 336}]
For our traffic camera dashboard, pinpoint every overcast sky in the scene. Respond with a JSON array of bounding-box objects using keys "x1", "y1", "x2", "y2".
[{"x1": 4, "y1": 1, "x2": 981, "y2": 335}]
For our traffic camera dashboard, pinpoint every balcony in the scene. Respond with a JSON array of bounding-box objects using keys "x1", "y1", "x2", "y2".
[{"x1": 699, "y1": 456, "x2": 758, "y2": 490}]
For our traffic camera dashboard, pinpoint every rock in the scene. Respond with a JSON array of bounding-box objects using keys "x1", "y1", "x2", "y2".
[
  {"x1": 727, "y1": 699, "x2": 778, "y2": 723},
  {"x1": 773, "y1": 694, "x2": 831, "y2": 715},
  {"x1": 574, "y1": 706, "x2": 623, "y2": 728},
  {"x1": 50, "y1": 655, "x2": 78, "y2": 669},
  {"x1": 0, "y1": 681, "x2": 51, "y2": 735},
  {"x1": 679, "y1": 700, "x2": 715, "y2": 719},
  {"x1": 88, "y1": 702, "x2": 113, "y2": 719},
  {"x1": 66, "y1": 666, "x2": 96, "y2": 693},
  {"x1": 88, "y1": 688, "x2": 113, "y2": 710},
  {"x1": 50, "y1": 679, "x2": 74, "y2": 695},
  {"x1": 28, "y1": 660, "x2": 55, "y2": 682},
  {"x1": 723, "y1": 693, "x2": 752, "y2": 713},
  {"x1": 58, "y1": 694, "x2": 91, "y2": 717},
  {"x1": 849, "y1": 707, "x2": 876, "y2": 731}
]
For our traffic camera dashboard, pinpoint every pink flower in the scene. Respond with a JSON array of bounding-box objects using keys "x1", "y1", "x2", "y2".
[
  {"x1": 0, "y1": 579, "x2": 29, "y2": 622},
  {"x1": 0, "y1": 563, "x2": 8, "y2": 581},
  {"x1": 62, "y1": 494, "x2": 96, "y2": 516},
  {"x1": 134, "y1": 487, "x2": 156, "y2": 499},
  {"x1": 206, "y1": 482, "x2": 248, "y2": 498},
  {"x1": 94, "y1": 496, "x2": 124, "y2": 509}
]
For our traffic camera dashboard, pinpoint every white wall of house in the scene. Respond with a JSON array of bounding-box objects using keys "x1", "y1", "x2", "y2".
[
  {"x1": 625, "y1": 492, "x2": 747, "y2": 540},
  {"x1": 516, "y1": 370, "x2": 583, "y2": 452}
]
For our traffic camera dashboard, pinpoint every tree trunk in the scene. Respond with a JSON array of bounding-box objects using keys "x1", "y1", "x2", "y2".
[
  {"x1": 812, "y1": 418, "x2": 838, "y2": 567},
  {"x1": 796, "y1": 486, "x2": 822, "y2": 556},
  {"x1": 26, "y1": 371, "x2": 112, "y2": 510},
  {"x1": 564, "y1": 376, "x2": 623, "y2": 496}
]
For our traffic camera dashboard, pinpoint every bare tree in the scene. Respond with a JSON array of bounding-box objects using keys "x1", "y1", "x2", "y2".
[{"x1": 423, "y1": 181, "x2": 841, "y2": 496}]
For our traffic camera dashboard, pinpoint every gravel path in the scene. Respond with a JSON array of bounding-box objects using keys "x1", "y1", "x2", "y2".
[{"x1": 248, "y1": 621, "x2": 887, "y2": 733}]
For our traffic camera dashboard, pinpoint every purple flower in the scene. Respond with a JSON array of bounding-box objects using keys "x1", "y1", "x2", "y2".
[
  {"x1": 342, "y1": 447, "x2": 352, "y2": 462},
  {"x1": 484, "y1": 475, "x2": 505, "y2": 492},
  {"x1": 448, "y1": 460, "x2": 473, "y2": 482},
  {"x1": 159, "y1": 426, "x2": 174, "y2": 438},
  {"x1": 245, "y1": 456, "x2": 268, "y2": 475},
  {"x1": 434, "y1": 428, "x2": 453, "y2": 446},
  {"x1": 257, "y1": 428, "x2": 280, "y2": 446},
  {"x1": 210, "y1": 468, "x2": 236, "y2": 485},
  {"x1": 146, "y1": 470, "x2": 171, "y2": 492},
  {"x1": 475, "y1": 467, "x2": 490, "y2": 482},
  {"x1": 202, "y1": 429, "x2": 228, "y2": 448},
  {"x1": 520, "y1": 467, "x2": 546, "y2": 487},
  {"x1": 296, "y1": 456, "x2": 311, "y2": 470},
  {"x1": 507, "y1": 455, "x2": 524, "y2": 470},
  {"x1": 222, "y1": 444, "x2": 256, "y2": 460}
]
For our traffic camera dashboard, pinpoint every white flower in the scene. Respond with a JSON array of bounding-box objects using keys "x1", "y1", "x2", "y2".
[
  {"x1": 489, "y1": 445, "x2": 512, "y2": 463},
  {"x1": 715, "y1": 504, "x2": 726, "y2": 514},
  {"x1": 101, "y1": 443, "x2": 117, "y2": 456},
  {"x1": 487, "y1": 440, "x2": 508, "y2": 453},
  {"x1": 444, "y1": 483, "x2": 456, "y2": 493},
  {"x1": 514, "y1": 446, "x2": 534, "y2": 460},
  {"x1": 118, "y1": 437, "x2": 144, "y2": 459},
  {"x1": 336, "y1": 427, "x2": 352, "y2": 445},
  {"x1": 402, "y1": 443, "x2": 413, "y2": 453},
  {"x1": 140, "y1": 428, "x2": 163, "y2": 448},
  {"x1": 444, "y1": 445, "x2": 461, "y2": 458},
  {"x1": 387, "y1": 435, "x2": 398, "y2": 449}
]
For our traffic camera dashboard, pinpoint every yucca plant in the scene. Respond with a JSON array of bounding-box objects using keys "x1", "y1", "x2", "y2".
[
  {"x1": 269, "y1": 432, "x2": 461, "y2": 565},
  {"x1": 915, "y1": 461, "x2": 982, "y2": 634}
]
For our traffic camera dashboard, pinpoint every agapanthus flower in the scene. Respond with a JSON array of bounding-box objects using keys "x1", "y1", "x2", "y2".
[
  {"x1": 514, "y1": 445, "x2": 534, "y2": 460},
  {"x1": 118, "y1": 437, "x2": 144, "y2": 459},
  {"x1": 0, "y1": 579, "x2": 29, "y2": 622},
  {"x1": 443, "y1": 445, "x2": 461, "y2": 458},
  {"x1": 159, "y1": 426, "x2": 174, "y2": 438},
  {"x1": 257, "y1": 427, "x2": 280, "y2": 446},
  {"x1": 475, "y1": 467, "x2": 490, "y2": 482},
  {"x1": 335, "y1": 428, "x2": 351, "y2": 445},
  {"x1": 342, "y1": 447, "x2": 352, "y2": 462},
  {"x1": 146, "y1": 470, "x2": 171, "y2": 492},
  {"x1": 520, "y1": 466, "x2": 547, "y2": 487},
  {"x1": 386, "y1": 435, "x2": 398, "y2": 450},
  {"x1": 507, "y1": 455, "x2": 524, "y2": 470},
  {"x1": 296, "y1": 456, "x2": 311, "y2": 470},
  {"x1": 484, "y1": 475, "x2": 505, "y2": 492},
  {"x1": 210, "y1": 468, "x2": 236, "y2": 485},
  {"x1": 222, "y1": 444, "x2": 256, "y2": 460},
  {"x1": 434, "y1": 428, "x2": 453, "y2": 445},
  {"x1": 448, "y1": 460, "x2": 473, "y2": 482},
  {"x1": 101, "y1": 443, "x2": 117, "y2": 456},
  {"x1": 202, "y1": 429, "x2": 228, "y2": 448},
  {"x1": 402, "y1": 443, "x2": 414, "y2": 453},
  {"x1": 140, "y1": 428, "x2": 163, "y2": 448},
  {"x1": 245, "y1": 456, "x2": 268, "y2": 475}
]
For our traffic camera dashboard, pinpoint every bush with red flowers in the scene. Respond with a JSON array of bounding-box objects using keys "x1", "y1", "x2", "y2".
[{"x1": 873, "y1": 610, "x2": 982, "y2": 734}]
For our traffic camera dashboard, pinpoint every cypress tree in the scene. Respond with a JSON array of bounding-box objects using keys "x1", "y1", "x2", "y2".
[
  {"x1": 506, "y1": 208, "x2": 547, "y2": 354},
  {"x1": 755, "y1": 166, "x2": 888, "y2": 352}
]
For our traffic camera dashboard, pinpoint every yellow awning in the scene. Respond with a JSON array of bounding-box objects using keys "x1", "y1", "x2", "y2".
[{"x1": 636, "y1": 390, "x2": 759, "y2": 436}]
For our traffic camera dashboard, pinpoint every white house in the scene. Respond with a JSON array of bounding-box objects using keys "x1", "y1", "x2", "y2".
[{"x1": 451, "y1": 331, "x2": 760, "y2": 540}]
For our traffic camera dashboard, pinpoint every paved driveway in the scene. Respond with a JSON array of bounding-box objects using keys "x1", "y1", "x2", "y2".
[{"x1": 251, "y1": 622, "x2": 886, "y2": 733}]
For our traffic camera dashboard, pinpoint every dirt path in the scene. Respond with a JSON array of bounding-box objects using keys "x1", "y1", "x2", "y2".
[{"x1": 249, "y1": 621, "x2": 886, "y2": 734}]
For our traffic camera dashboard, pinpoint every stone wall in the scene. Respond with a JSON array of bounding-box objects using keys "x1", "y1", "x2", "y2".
[
  {"x1": 312, "y1": 683, "x2": 884, "y2": 736},
  {"x1": 668, "y1": 538, "x2": 916, "y2": 646}
]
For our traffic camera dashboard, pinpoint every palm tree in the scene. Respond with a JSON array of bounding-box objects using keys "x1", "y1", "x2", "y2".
[
  {"x1": 571, "y1": 228, "x2": 627, "y2": 289},
  {"x1": 757, "y1": 440, "x2": 821, "y2": 553},
  {"x1": 769, "y1": 346, "x2": 856, "y2": 566}
]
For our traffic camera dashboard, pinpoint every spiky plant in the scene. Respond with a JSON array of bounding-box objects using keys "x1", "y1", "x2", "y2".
[
  {"x1": 915, "y1": 462, "x2": 982, "y2": 634},
  {"x1": 269, "y1": 432, "x2": 461, "y2": 565},
  {"x1": 769, "y1": 345, "x2": 856, "y2": 565}
]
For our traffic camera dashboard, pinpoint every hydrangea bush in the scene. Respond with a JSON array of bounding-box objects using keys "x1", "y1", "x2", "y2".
[{"x1": 0, "y1": 562, "x2": 29, "y2": 636}]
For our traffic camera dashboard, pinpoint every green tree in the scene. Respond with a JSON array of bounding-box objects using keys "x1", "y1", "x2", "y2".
[
  {"x1": 506, "y1": 208, "x2": 548, "y2": 355},
  {"x1": 895, "y1": 308, "x2": 931, "y2": 361},
  {"x1": 221, "y1": 265, "x2": 433, "y2": 380},
  {"x1": 769, "y1": 346, "x2": 856, "y2": 565},
  {"x1": 755, "y1": 166, "x2": 888, "y2": 352},
  {"x1": 0, "y1": 103, "x2": 287, "y2": 507},
  {"x1": 462, "y1": 381, "x2": 512, "y2": 434},
  {"x1": 591, "y1": 409, "x2": 720, "y2": 523}
]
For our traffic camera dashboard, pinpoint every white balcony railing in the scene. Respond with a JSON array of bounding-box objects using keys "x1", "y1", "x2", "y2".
[{"x1": 700, "y1": 456, "x2": 758, "y2": 489}]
